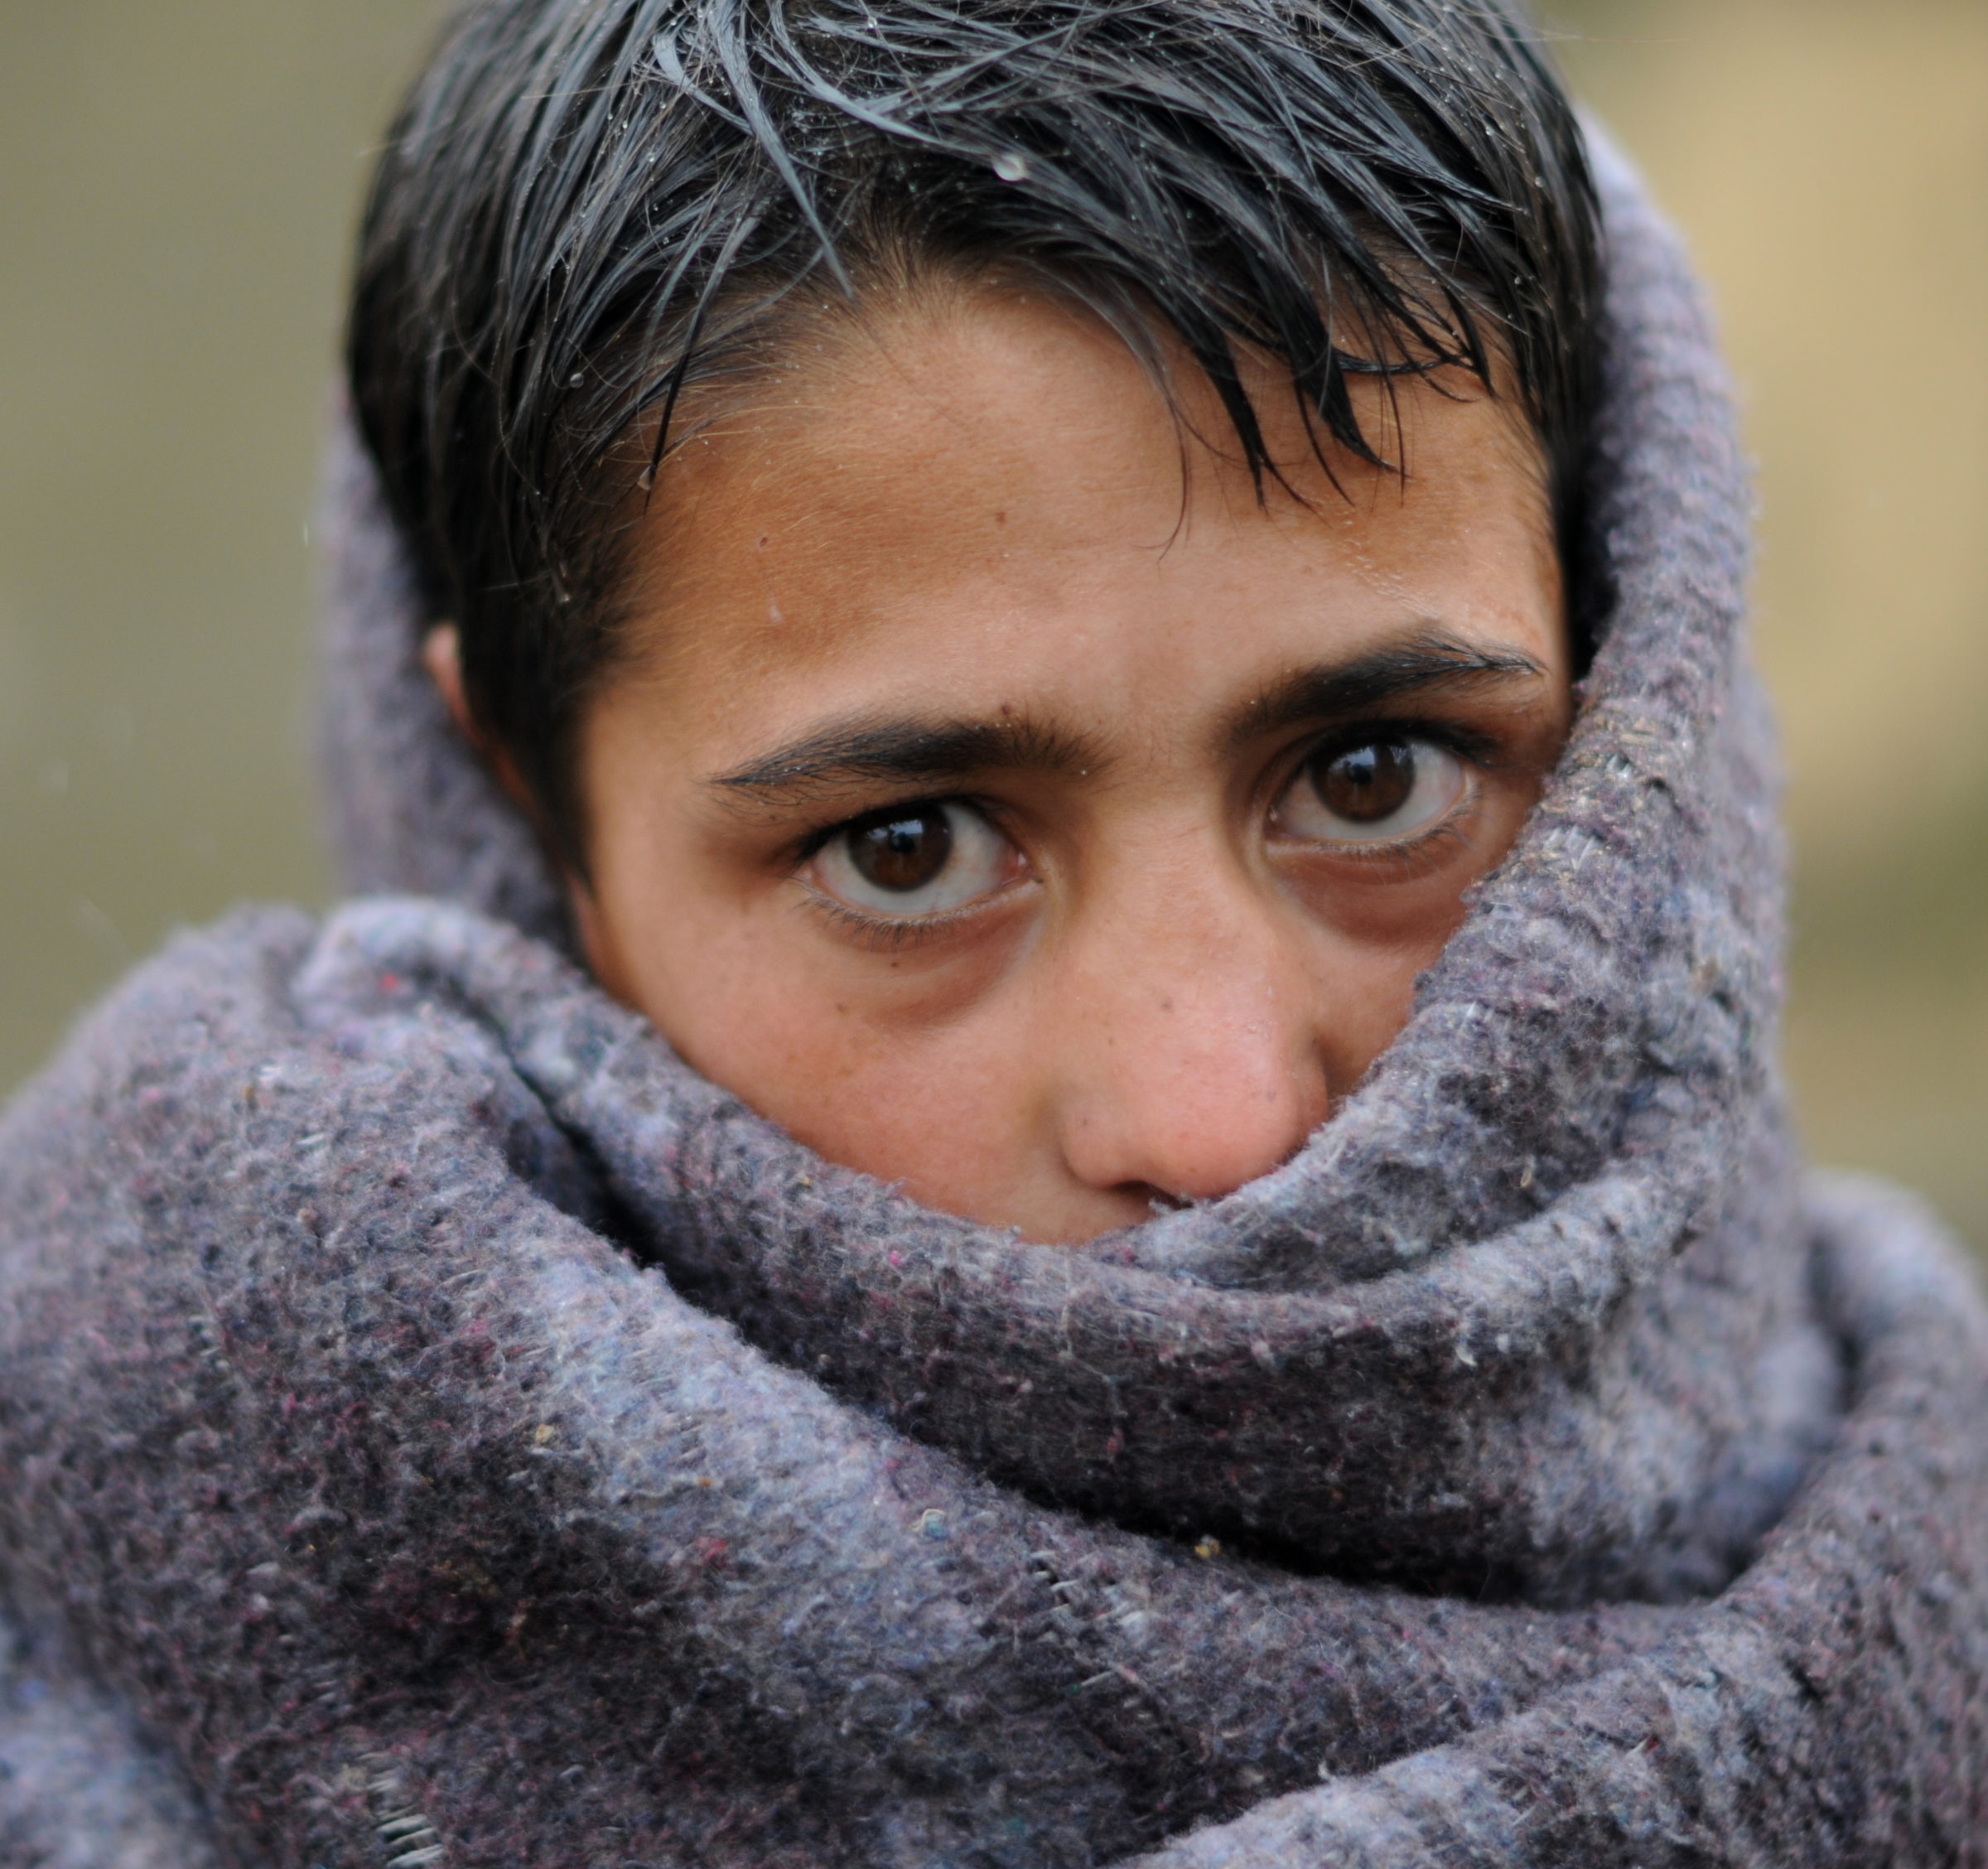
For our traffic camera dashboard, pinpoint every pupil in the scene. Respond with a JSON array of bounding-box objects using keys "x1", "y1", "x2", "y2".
[
  {"x1": 850, "y1": 807, "x2": 953, "y2": 892},
  {"x1": 1316, "y1": 741, "x2": 1416, "y2": 823}
]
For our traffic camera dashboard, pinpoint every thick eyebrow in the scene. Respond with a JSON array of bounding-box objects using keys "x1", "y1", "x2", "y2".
[
  {"x1": 1222, "y1": 630, "x2": 1547, "y2": 750},
  {"x1": 707, "y1": 712, "x2": 1107, "y2": 804},
  {"x1": 707, "y1": 629, "x2": 1546, "y2": 808}
]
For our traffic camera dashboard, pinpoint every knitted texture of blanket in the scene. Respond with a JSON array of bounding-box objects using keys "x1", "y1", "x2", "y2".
[{"x1": 1, "y1": 138, "x2": 1986, "y2": 1869}]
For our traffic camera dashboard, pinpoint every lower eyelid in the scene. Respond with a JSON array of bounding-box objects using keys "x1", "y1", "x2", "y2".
[{"x1": 800, "y1": 874, "x2": 1030, "y2": 951}]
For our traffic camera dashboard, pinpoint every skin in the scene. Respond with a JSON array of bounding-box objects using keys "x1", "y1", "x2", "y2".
[{"x1": 429, "y1": 284, "x2": 1573, "y2": 1244}]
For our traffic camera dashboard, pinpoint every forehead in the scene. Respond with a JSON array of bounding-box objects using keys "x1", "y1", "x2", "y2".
[{"x1": 609, "y1": 287, "x2": 1561, "y2": 737}]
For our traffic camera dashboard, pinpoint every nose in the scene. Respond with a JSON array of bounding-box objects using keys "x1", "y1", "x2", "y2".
[{"x1": 1047, "y1": 863, "x2": 1331, "y2": 1206}]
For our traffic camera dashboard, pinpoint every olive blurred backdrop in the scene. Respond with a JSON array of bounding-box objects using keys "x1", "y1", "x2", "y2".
[{"x1": 2, "y1": 1, "x2": 1985, "y2": 1238}]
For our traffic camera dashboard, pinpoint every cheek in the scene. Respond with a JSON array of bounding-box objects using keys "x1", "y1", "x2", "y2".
[
  {"x1": 678, "y1": 966, "x2": 1059, "y2": 1221},
  {"x1": 756, "y1": 1029, "x2": 1033, "y2": 1203},
  {"x1": 1296, "y1": 929, "x2": 1440, "y2": 1094},
  {"x1": 581, "y1": 855, "x2": 1044, "y2": 1190}
]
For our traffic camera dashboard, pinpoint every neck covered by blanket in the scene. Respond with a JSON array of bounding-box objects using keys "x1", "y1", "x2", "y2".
[{"x1": 2, "y1": 138, "x2": 1986, "y2": 1869}]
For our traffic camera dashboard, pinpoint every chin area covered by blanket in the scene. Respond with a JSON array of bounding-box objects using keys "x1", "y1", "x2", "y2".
[{"x1": 4, "y1": 14, "x2": 1988, "y2": 1869}]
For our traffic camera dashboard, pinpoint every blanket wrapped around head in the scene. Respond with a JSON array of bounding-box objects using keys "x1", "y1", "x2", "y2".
[{"x1": 2, "y1": 137, "x2": 1986, "y2": 1869}]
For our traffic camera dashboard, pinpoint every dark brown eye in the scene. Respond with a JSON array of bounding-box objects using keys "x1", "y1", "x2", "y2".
[
  {"x1": 848, "y1": 808, "x2": 953, "y2": 893},
  {"x1": 1271, "y1": 736, "x2": 1468, "y2": 847},
  {"x1": 1313, "y1": 741, "x2": 1416, "y2": 823},
  {"x1": 810, "y1": 800, "x2": 1019, "y2": 920}
]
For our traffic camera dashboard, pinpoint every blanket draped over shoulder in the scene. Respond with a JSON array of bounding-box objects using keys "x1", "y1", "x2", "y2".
[{"x1": 2, "y1": 139, "x2": 1986, "y2": 1869}]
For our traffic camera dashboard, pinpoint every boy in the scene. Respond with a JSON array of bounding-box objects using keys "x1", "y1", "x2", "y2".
[
  {"x1": 3, "y1": 0, "x2": 1982, "y2": 1862},
  {"x1": 352, "y1": 0, "x2": 1595, "y2": 1241}
]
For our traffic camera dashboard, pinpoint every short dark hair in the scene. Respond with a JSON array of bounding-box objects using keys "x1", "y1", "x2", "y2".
[{"x1": 350, "y1": 0, "x2": 1601, "y2": 868}]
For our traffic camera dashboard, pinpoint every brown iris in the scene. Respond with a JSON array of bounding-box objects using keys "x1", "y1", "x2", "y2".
[
  {"x1": 847, "y1": 806, "x2": 955, "y2": 893},
  {"x1": 1309, "y1": 741, "x2": 1416, "y2": 824}
]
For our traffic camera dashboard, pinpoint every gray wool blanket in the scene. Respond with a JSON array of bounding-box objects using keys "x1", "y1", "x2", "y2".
[{"x1": 3, "y1": 140, "x2": 1987, "y2": 1869}]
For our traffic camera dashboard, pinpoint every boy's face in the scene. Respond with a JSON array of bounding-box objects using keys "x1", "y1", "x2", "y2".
[{"x1": 549, "y1": 287, "x2": 1571, "y2": 1244}]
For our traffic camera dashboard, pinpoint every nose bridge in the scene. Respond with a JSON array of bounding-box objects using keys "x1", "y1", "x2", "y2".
[{"x1": 1048, "y1": 836, "x2": 1329, "y2": 1202}]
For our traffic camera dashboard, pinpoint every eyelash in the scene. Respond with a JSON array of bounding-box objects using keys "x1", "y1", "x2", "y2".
[
  {"x1": 1298, "y1": 717, "x2": 1502, "y2": 775},
  {"x1": 787, "y1": 798, "x2": 1006, "y2": 872},
  {"x1": 1301, "y1": 813, "x2": 1476, "y2": 880},
  {"x1": 804, "y1": 891, "x2": 991, "y2": 954}
]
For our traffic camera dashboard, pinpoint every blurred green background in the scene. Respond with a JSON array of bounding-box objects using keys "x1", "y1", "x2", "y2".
[{"x1": 2, "y1": 2, "x2": 1985, "y2": 1241}]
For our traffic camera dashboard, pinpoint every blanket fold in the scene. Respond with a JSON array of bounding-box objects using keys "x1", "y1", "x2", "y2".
[{"x1": 2, "y1": 135, "x2": 1983, "y2": 1867}]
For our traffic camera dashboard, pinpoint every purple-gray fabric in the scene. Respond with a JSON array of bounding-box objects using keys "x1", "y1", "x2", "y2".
[{"x1": 2, "y1": 138, "x2": 1985, "y2": 1868}]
